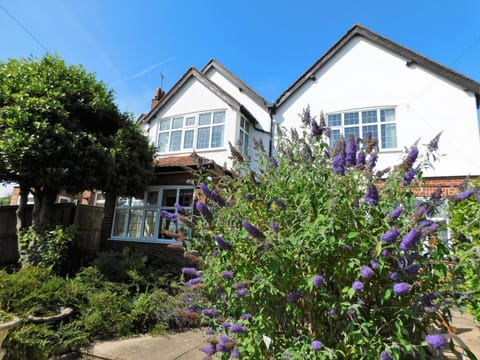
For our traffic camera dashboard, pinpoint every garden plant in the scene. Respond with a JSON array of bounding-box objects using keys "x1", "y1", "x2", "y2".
[{"x1": 181, "y1": 108, "x2": 477, "y2": 359}]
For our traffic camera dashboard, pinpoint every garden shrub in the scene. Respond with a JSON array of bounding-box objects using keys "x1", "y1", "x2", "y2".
[
  {"x1": 448, "y1": 178, "x2": 480, "y2": 321},
  {"x1": 183, "y1": 110, "x2": 475, "y2": 359}
]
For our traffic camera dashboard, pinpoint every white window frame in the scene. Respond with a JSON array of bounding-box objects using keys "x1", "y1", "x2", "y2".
[
  {"x1": 327, "y1": 107, "x2": 398, "y2": 151},
  {"x1": 156, "y1": 110, "x2": 226, "y2": 154},
  {"x1": 111, "y1": 185, "x2": 194, "y2": 244},
  {"x1": 239, "y1": 116, "x2": 250, "y2": 155}
]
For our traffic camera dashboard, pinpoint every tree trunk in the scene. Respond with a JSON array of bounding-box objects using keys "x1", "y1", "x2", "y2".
[
  {"x1": 15, "y1": 184, "x2": 30, "y2": 231},
  {"x1": 32, "y1": 188, "x2": 57, "y2": 232}
]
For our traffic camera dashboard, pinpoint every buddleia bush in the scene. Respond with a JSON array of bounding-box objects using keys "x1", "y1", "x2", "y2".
[{"x1": 181, "y1": 109, "x2": 475, "y2": 359}]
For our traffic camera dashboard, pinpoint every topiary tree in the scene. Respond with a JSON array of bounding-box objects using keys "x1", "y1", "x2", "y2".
[
  {"x1": 178, "y1": 109, "x2": 476, "y2": 359},
  {"x1": 448, "y1": 179, "x2": 480, "y2": 321},
  {"x1": 0, "y1": 54, "x2": 154, "y2": 233}
]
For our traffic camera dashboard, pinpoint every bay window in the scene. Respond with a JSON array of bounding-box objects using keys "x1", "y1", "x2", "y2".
[{"x1": 157, "y1": 110, "x2": 225, "y2": 153}]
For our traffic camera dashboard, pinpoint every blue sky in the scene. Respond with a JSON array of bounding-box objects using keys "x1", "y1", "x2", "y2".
[{"x1": 1, "y1": 0, "x2": 480, "y2": 196}]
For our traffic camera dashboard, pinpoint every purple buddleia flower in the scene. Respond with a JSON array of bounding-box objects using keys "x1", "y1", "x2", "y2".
[
  {"x1": 312, "y1": 275, "x2": 325, "y2": 287},
  {"x1": 405, "y1": 264, "x2": 420, "y2": 275},
  {"x1": 428, "y1": 132, "x2": 442, "y2": 151},
  {"x1": 175, "y1": 202, "x2": 188, "y2": 216},
  {"x1": 323, "y1": 127, "x2": 332, "y2": 137},
  {"x1": 214, "y1": 234, "x2": 233, "y2": 251},
  {"x1": 201, "y1": 345, "x2": 216, "y2": 356},
  {"x1": 455, "y1": 189, "x2": 474, "y2": 201},
  {"x1": 356, "y1": 149, "x2": 366, "y2": 168},
  {"x1": 419, "y1": 220, "x2": 433, "y2": 228},
  {"x1": 381, "y1": 249, "x2": 390, "y2": 257},
  {"x1": 301, "y1": 106, "x2": 312, "y2": 125},
  {"x1": 404, "y1": 145, "x2": 419, "y2": 168},
  {"x1": 476, "y1": 190, "x2": 480, "y2": 202},
  {"x1": 201, "y1": 309, "x2": 219, "y2": 318},
  {"x1": 360, "y1": 266, "x2": 375, "y2": 279},
  {"x1": 199, "y1": 182, "x2": 226, "y2": 207},
  {"x1": 271, "y1": 222, "x2": 279, "y2": 233},
  {"x1": 393, "y1": 282, "x2": 412, "y2": 295},
  {"x1": 345, "y1": 134, "x2": 357, "y2": 167},
  {"x1": 272, "y1": 197, "x2": 287, "y2": 210},
  {"x1": 196, "y1": 201, "x2": 212, "y2": 222},
  {"x1": 161, "y1": 210, "x2": 177, "y2": 222},
  {"x1": 229, "y1": 324, "x2": 248, "y2": 333},
  {"x1": 425, "y1": 334, "x2": 448, "y2": 350},
  {"x1": 223, "y1": 321, "x2": 232, "y2": 329},
  {"x1": 367, "y1": 152, "x2": 378, "y2": 171},
  {"x1": 403, "y1": 167, "x2": 418, "y2": 185},
  {"x1": 216, "y1": 343, "x2": 228, "y2": 352},
  {"x1": 185, "y1": 277, "x2": 202, "y2": 287},
  {"x1": 240, "y1": 313, "x2": 252, "y2": 321},
  {"x1": 380, "y1": 350, "x2": 393, "y2": 360},
  {"x1": 182, "y1": 267, "x2": 200, "y2": 276},
  {"x1": 205, "y1": 327, "x2": 214, "y2": 335},
  {"x1": 371, "y1": 258, "x2": 379, "y2": 270},
  {"x1": 311, "y1": 119, "x2": 323, "y2": 136},
  {"x1": 430, "y1": 186, "x2": 442, "y2": 202},
  {"x1": 414, "y1": 204, "x2": 428, "y2": 220},
  {"x1": 219, "y1": 335, "x2": 231, "y2": 344},
  {"x1": 242, "y1": 220, "x2": 265, "y2": 239},
  {"x1": 286, "y1": 291, "x2": 303, "y2": 303},
  {"x1": 236, "y1": 288, "x2": 248, "y2": 298},
  {"x1": 400, "y1": 227, "x2": 422, "y2": 250},
  {"x1": 364, "y1": 182, "x2": 379, "y2": 205},
  {"x1": 352, "y1": 280, "x2": 364, "y2": 292},
  {"x1": 221, "y1": 270, "x2": 233, "y2": 280},
  {"x1": 332, "y1": 154, "x2": 346, "y2": 175},
  {"x1": 312, "y1": 340, "x2": 323, "y2": 351},
  {"x1": 389, "y1": 272, "x2": 403, "y2": 281},
  {"x1": 380, "y1": 227, "x2": 400, "y2": 244},
  {"x1": 424, "y1": 223, "x2": 439, "y2": 236},
  {"x1": 231, "y1": 348, "x2": 239, "y2": 358},
  {"x1": 388, "y1": 206, "x2": 403, "y2": 222},
  {"x1": 269, "y1": 157, "x2": 278, "y2": 168},
  {"x1": 328, "y1": 307, "x2": 337, "y2": 317}
]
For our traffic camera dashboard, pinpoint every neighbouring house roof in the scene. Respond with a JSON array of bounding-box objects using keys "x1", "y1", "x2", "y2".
[
  {"x1": 201, "y1": 59, "x2": 271, "y2": 110},
  {"x1": 274, "y1": 24, "x2": 480, "y2": 109}
]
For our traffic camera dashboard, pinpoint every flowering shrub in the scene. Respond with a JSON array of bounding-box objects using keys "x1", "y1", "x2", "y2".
[
  {"x1": 182, "y1": 109, "x2": 474, "y2": 359},
  {"x1": 448, "y1": 178, "x2": 480, "y2": 321}
]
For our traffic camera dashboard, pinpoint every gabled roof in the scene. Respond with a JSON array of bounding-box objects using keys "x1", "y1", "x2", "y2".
[
  {"x1": 202, "y1": 59, "x2": 270, "y2": 110},
  {"x1": 275, "y1": 24, "x2": 480, "y2": 108},
  {"x1": 140, "y1": 67, "x2": 241, "y2": 124}
]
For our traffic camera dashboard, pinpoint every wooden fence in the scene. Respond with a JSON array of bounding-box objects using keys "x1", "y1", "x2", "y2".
[{"x1": 0, "y1": 204, "x2": 104, "y2": 265}]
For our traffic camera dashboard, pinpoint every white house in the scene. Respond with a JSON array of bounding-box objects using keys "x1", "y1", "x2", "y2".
[
  {"x1": 107, "y1": 60, "x2": 271, "y2": 244},
  {"x1": 273, "y1": 24, "x2": 480, "y2": 195}
]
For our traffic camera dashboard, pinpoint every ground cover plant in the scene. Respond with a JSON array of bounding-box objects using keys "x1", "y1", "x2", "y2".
[
  {"x1": 0, "y1": 248, "x2": 198, "y2": 359},
  {"x1": 182, "y1": 109, "x2": 477, "y2": 359}
]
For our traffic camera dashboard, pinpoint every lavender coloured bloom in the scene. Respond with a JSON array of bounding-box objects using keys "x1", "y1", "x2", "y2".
[
  {"x1": 286, "y1": 291, "x2": 303, "y2": 303},
  {"x1": 419, "y1": 220, "x2": 433, "y2": 228},
  {"x1": 242, "y1": 220, "x2": 265, "y2": 239},
  {"x1": 201, "y1": 308, "x2": 219, "y2": 318},
  {"x1": 223, "y1": 321, "x2": 232, "y2": 329},
  {"x1": 332, "y1": 154, "x2": 346, "y2": 175},
  {"x1": 328, "y1": 307, "x2": 337, "y2": 317},
  {"x1": 272, "y1": 198, "x2": 287, "y2": 210},
  {"x1": 161, "y1": 210, "x2": 178, "y2": 222},
  {"x1": 403, "y1": 167, "x2": 418, "y2": 185},
  {"x1": 182, "y1": 267, "x2": 200, "y2": 276},
  {"x1": 393, "y1": 282, "x2": 413, "y2": 295},
  {"x1": 229, "y1": 324, "x2": 248, "y2": 333},
  {"x1": 311, "y1": 119, "x2": 322, "y2": 136},
  {"x1": 236, "y1": 288, "x2": 248, "y2": 298},
  {"x1": 214, "y1": 234, "x2": 233, "y2": 251},
  {"x1": 389, "y1": 272, "x2": 403, "y2": 281},
  {"x1": 345, "y1": 134, "x2": 357, "y2": 167},
  {"x1": 312, "y1": 340, "x2": 323, "y2": 351},
  {"x1": 231, "y1": 348, "x2": 239, "y2": 358},
  {"x1": 196, "y1": 201, "x2": 212, "y2": 222},
  {"x1": 388, "y1": 206, "x2": 403, "y2": 222},
  {"x1": 356, "y1": 150, "x2": 366, "y2": 167},
  {"x1": 352, "y1": 280, "x2": 364, "y2": 292},
  {"x1": 364, "y1": 183, "x2": 379, "y2": 205},
  {"x1": 199, "y1": 182, "x2": 226, "y2": 207},
  {"x1": 312, "y1": 275, "x2": 325, "y2": 287},
  {"x1": 216, "y1": 343, "x2": 228, "y2": 353},
  {"x1": 175, "y1": 202, "x2": 188, "y2": 215},
  {"x1": 240, "y1": 313, "x2": 252, "y2": 321},
  {"x1": 200, "y1": 345, "x2": 216, "y2": 357},
  {"x1": 380, "y1": 227, "x2": 400, "y2": 244},
  {"x1": 405, "y1": 264, "x2": 420, "y2": 275},
  {"x1": 367, "y1": 152, "x2": 378, "y2": 171},
  {"x1": 185, "y1": 277, "x2": 202, "y2": 287},
  {"x1": 414, "y1": 204, "x2": 428, "y2": 219},
  {"x1": 271, "y1": 222, "x2": 279, "y2": 233},
  {"x1": 405, "y1": 145, "x2": 419, "y2": 168},
  {"x1": 205, "y1": 327, "x2": 214, "y2": 335},
  {"x1": 221, "y1": 270, "x2": 233, "y2": 280},
  {"x1": 269, "y1": 157, "x2": 278, "y2": 168},
  {"x1": 233, "y1": 282, "x2": 248, "y2": 290},
  {"x1": 400, "y1": 227, "x2": 422, "y2": 250},
  {"x1": 371, "y1": 258, "x2": 379, "y2": 270},
  {"x1": 380, "y1": 350, "x2": 393, "y2": 360},
  {"x1": 425, "y1": 223, "x2": 439, "y2": 236},
  {"x1": 381, "y1": 249, "x2": 390, "y2": 257},
  {"x1": 428, "y1": 132, "x2": 442, "y2": 151},
  {"x1": 360, "y1": 266, "x2": 375, "y2": 279},
  {"x1": 425, "y1": 333, "x2": 448, "y2": 350},
  {"x1": 455, "y1": 189, "x2": 474, "y2": 201}
]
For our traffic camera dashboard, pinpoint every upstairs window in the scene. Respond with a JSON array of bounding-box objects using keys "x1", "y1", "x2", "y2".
[
  {"x1": 157, "y1": 111, "x2": 225, "y2": 153},
  {"x1": 327, "y1": 108, "x2": 397, "y2": 150},
  {"x1": 239, "y1": 116, "x2": 250, "y2": 155}
]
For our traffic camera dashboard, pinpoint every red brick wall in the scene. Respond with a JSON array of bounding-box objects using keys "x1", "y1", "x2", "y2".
[{"x1": 410, "y1": 177, "x2": 473, "y2": 198}]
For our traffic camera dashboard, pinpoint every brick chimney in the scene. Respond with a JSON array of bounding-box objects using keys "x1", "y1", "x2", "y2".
[{"x1": 151, "y1": 88, "x2": 165, "y2": 109}]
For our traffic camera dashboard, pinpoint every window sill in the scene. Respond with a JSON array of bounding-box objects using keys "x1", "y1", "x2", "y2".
[
  {"x1": 155, "y1": 147, "x2": 228, "y2": 156},
  {"x1": 108, "y1": 237, "x2": 178, "y2": 245}
]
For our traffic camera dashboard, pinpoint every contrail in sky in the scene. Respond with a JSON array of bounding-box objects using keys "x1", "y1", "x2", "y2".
[{"x1": 113, "y1": 57, "x2": 175, "y2": 84}]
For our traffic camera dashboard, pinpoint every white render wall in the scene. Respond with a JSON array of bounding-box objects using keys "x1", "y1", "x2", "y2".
[{"x1": 274, "y1": 37, "x2": 480, "y2": 177}]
